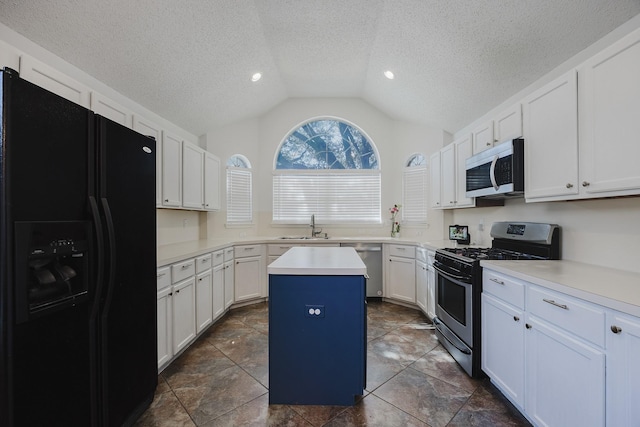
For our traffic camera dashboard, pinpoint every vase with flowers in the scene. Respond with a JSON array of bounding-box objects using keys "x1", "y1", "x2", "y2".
[{"x1": 389, "y1": 204, "x2": 401, "y2": 238}]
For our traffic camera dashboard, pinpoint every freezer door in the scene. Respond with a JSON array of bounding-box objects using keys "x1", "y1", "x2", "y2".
[{"x1": 95, "y1": 116, "x2": 157, "y2": 426}]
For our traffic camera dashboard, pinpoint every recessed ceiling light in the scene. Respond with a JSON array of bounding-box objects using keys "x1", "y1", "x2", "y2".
[
  {"x1": 384, "y1": 70, "x2": 395, "y2": 80},
  {"x1": 251, "y1": 72, "x2": 262, "y2": 82}
]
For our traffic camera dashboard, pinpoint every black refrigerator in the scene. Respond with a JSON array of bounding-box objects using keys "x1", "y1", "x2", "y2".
[{"x1": 0, "y1": 68, "x2": 157, "y2": 426}]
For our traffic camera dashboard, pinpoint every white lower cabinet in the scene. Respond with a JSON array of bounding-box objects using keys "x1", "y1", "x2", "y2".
[
  {"x1": 156, "y1": 267, "x2": 173, "y2": 370},
  {"x1": 224, "y1": 247, "x2": 235, "y2": 309},
  {"x1": 212, "y1": 250, "x2": 225, "y2": 320},
  {"x1": 234, "y1": 245, "x2": 265, "y2": 303},
  {"x1": 195, "y1": 269, "x2": 213, "y2": 333},
  {"x1": 385, "y1": 244, "x2": 415, "y2": 304},
  {"x1": 482, "y1": 293, "x2": 525, "y2": 409},
  {"x1": 426, "y1": 250, "x2": 436, "y2": 319},
  {"x1": 482, "y1": 267, "x2": 630, "y2": 427},
  {"x1": 172, "y1": 277, "x2": 196, "y2": 354},
  {"x1": 525, "y1": 315, "x2": 605, "y2": 427},
  {"x1": 416, "y1": 259, "x2": 428, "y2": 313},
  {"x1": 606, "y1": 311, "x2": 640, "y2": 426}
]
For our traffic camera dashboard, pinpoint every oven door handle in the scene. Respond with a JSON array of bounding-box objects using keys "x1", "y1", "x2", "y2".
[
  {"x1": 433, "y1": 261, "x2": 472, "y2": 284},
  {"x1": 433, "y1": 319, "x2": 472, "y2": 355}
]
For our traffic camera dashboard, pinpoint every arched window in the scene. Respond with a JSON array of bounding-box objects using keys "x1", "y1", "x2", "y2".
[
  {"x1": 226, "y1": 155, "x2": 252, "y2": 224},
  {"x1": 273, "y1": 118, "x2": 381, "y2": 224},
  {"x1": 402, "y1": 153, "x2": 428, "y2": 224}
]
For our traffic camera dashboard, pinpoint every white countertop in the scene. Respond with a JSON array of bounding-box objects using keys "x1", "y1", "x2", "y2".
[
  {"x1": 267, "y1": 247, "x2": 366, "y2": 275},
  {"x1": 481, "y1": 260, "x2": 640, "y2": 317}
]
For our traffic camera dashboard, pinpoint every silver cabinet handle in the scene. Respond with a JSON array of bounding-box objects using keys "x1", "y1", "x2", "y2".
[
  {"x1": 181, "y1": 265, "x2": 190, "y2": 270},
  {"x1": 490, "y1": 278, "x2": 505, "y2": 285},
  {"x1": 543, "y1": 298, "x2": 568, "y2": 310},
  {"x1": 611, "y1": 325, "x2": 622, "y2": 334},
  {"x1": 566, "y1": 183, "x2": 573, "y2": 188},
  {"x1": 582, "y1": 181, "x2": 590, "y2": 187}
]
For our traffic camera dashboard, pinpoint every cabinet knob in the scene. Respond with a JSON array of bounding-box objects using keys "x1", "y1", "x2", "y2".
[
  {"x1": 513, "y1": 316, "x2": 520, "y2": 322},
  {"x1": 611, "y1": 325, "x2": 622, "y2": 334},
  {"x1": 566, "y1": 183, "x2": 573, "y2": 189},
  {"x1": 486, "y1": 142, "x2": 491, "y2": 146},
  {"x1": 582, "y1": 181, "x2": 590, "y2": 187},
  {"x1": 164, "y1": 199, "x2": 169, "y2": 202},
  {"x1": 525, "y1": 323, "x2": 532, "y2": 329}
]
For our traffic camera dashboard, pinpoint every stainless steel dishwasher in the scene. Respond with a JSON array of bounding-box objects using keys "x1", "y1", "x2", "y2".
[{"x1": 341, "y1": 243, "x2": 382, "y2": 297}]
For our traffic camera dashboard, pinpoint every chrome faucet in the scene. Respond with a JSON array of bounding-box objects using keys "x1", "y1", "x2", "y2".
[{"x1": 310, "y1": 214, "x2": 322, "y2": 238}]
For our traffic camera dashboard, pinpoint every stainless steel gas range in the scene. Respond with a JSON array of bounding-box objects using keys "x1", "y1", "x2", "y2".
[{"x1": 432, "y1": 222, "x2": 560, "y2": 378}]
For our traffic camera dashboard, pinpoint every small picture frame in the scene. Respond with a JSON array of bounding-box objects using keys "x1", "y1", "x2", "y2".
[{"x1": 449, "y1": 225, "x2": 470, "y2": 245}]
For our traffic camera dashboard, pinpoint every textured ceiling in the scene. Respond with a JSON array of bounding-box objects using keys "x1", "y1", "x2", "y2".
[{"x1": 1, "y1": 1, "x2": 640, "y2": 136}]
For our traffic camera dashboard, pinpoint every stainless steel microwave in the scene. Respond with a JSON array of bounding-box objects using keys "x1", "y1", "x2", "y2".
[{"x1": 465, "y1": 139, "x2": 524, "y2": 198}]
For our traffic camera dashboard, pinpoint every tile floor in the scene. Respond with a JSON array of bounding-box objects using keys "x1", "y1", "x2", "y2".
[{"x1": 135, "y1": 300, "x2": 531, "y2": 426}]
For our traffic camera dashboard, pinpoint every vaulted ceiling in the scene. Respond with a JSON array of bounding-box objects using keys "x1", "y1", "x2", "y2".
[{"x1": 1, "y1": 1, "x2": 640, "y2": 136}]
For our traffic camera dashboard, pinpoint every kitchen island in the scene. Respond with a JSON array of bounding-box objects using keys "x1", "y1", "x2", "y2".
[{"x1": 268, "y1": 247, "x2": 367, "y2": 406}]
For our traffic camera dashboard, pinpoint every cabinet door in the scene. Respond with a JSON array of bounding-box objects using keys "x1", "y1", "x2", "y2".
[
  {"x1": 224, "y1": 260, "x2": 235, "y2": 309},
  {"x1": 494, "y1": 103, "x2": 522, "y2": 143},
  {"x1": 415, "y1": 260, "x2": 428, "y2": 313},
  {"x1": 133, "y1": 116, "x2": 163, "y2": 206},
  {"x1": 606, "y1": 311, "x2": 640, "y2": 427},
  {"x1": 454, "y1": 135, "x2": 474, "y2": 208},
  {"x1": 578, "y1": 27, "x2": 640, "y2": 197},
  {"x1": 440, "y1": 144, "x2": 456, "y2": 208},
  {"x1": 212, "y1": 263, "x2": 225, "y2": 319},
  {"x1": 426, "y1": 265, "x2": 436, "y2": 320},
  {"x1": 157, "y1": 287, "x2": 173, "y2": 370},
  {"x1": 472, "y1": 121, "x2": 494, "y2": 153},
  {"x1": 195, "y1": 270, "x2": 213, "y2": 333},
  {"x1": 19, "y1": 55, "x2": 90, "y2": 107},
  {"x1": 523, "y1": 71, "x2": 579, "y2": 201},
  {"x1": 525, "y1": 317, "x2": 605, "y2": 427},
  {"x1": 429, "y1": 151, "x2": 441, "y2": 208},
  {"x1": 234, "y1": 256, "x2": 263, "y2": 303},
  {"x1": 387, "y1": 256, "x2": 415, "y2": 303},
  {"x1": 162, "y1": 132, "x2": 182, "y2": 207},
  {"x1": 481, "y1": 294, "x2": 525, "y2": 410},
  {"x1": 204, "y1": 152, "x2": 221, "y2": 211},
  {"x1": 90, "y1": 92, "x2": 132, "y2": 128},
  {"x1": 182, "y1": 142, "x2": 204, "y2": 209},
  {"x1": 172, "y1": 278, "x2": 196, "y2": 354}
]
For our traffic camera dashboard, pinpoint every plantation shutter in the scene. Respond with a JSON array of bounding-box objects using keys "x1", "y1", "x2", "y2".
[
  {"x1": 402, "y1": 166, "x2": 427, "y2": 223},
  {"x1": 226, "y1": 167, "x2": 252, "y2": 224}
]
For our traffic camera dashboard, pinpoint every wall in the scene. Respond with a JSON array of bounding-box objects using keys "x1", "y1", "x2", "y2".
[{"x1": 204, "y1": 97, "x2": 450, "y2": 241}]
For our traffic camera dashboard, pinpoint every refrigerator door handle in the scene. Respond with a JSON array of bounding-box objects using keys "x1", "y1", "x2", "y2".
[
  {"x1": 89, "y1": 196, "x2": 105, "y2": 317},
  {"x1": 100, "y1": 197, "x2": 117, "y2": 316}
]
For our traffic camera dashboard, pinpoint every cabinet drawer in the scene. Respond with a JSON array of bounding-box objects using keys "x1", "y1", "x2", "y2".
[
  {"x1": 235, "y1": 244, "x2": 262, "y2": 258},
  {"x1": 268, "y1": 244, "x2": 294, "y2": 256},
  {"x1": 157, "y1": 267, "x2": 171, "y2": 291},
  {"x1": 224, "y1": 247, "x2": 234, "y2": 262},
  {"x1": 212, "y1": 250, "x2": 224, "y2": 267},
  {"x1": 172, "y1": 259, "x2": 195, "y2": 283},
  {"x1": 483, "y1": 270, "x2": 525, "y2": 309},
  {"x1": 196, "y1": 253, "x2": 213, "y2": 273},
  {"x1": 528, "y1": 286, "x2": 605, "y2": 347},
  {"x1": 388, "y1": 245, "x2": 415, "y2": 259}
]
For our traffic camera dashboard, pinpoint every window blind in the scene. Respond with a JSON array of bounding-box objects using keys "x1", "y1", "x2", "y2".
[
  {"x1": 226, "y1": 167, "x2": 252, "y2": 224},
  {"x1": 402, "y1": 166, "x2": 428, "y2": 223},
  {"x1": 272, "y1": 170, "x2": 381, "y2": 224}
]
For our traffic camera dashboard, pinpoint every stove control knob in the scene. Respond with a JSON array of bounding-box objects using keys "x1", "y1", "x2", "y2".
[{"x1": 610, "y1": 325, "x2": 622, "y2": 334}]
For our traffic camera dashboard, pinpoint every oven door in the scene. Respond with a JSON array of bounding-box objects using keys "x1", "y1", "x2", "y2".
[{"x1": 433, "y1": 261, "x2": 473, "y2": 347}]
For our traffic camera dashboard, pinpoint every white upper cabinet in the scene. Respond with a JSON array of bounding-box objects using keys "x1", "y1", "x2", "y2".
[
  {"x1": 578, "y1": 26, "x2": 640, "y2": 197},
  {"x1": 182, "y1": 141, "x2": 205, "y2": 210},
  {"x1": 429, "y1": 151, "x2": 441, "y2": 209},
  {"x1": 91, "y1": 92, "x2": 132, "y2": 128},
  {"x1": 0, "y1": 39, "x2": 20, "y2": 71},
  {"x1": 523, "y1": 71, "x2": 579, "y2": 201},
  {"x1": 204, "y1": 151, "x2": 221, "y2": 211},
  {"x1": 472, "y1": 121, "x2": 494, "y2": 153},
  {"x1": 133, "y1": 116, "x2": 163, "y2": 207},
  {"x1": 493, "y1": 103, "x2": 522, "y2": 143},
  {"x1": 453, "y1": 134, "x2": 474, "y2": 208},
  {"x1": 161, "y1": 132, "x2": 183, "y2": 207},
  {"x1": 19, "y1": 55, "x2": 90, "y2": 107},
  {"x1": 440, "y1": 143, "x2": 456, "y2": 208}
]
